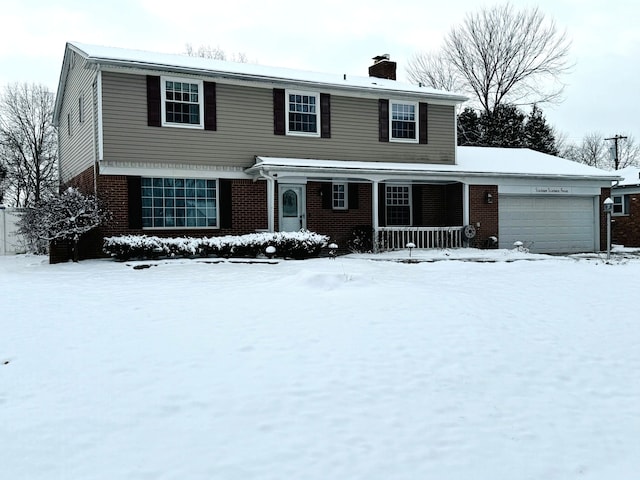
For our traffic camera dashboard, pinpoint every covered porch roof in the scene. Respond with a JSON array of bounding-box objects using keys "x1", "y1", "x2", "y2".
[{"x1": 245, "y1": 147, "x2": 621, "y2": 183}]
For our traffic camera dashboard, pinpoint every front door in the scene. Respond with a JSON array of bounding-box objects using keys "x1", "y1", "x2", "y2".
[{"x1": 279, "y1": 184, "x2": 306, "y2": 231}]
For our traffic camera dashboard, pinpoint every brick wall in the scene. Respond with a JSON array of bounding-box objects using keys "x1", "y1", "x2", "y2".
[
  {"x1": 469, "y1": 185, "x2": 499, "y2": 248},
  {"x1": 306, "y1": 181, "x2": 372, "y2": 248},
  {"x1": 610, "y1": 190, "x2": 640, "y2": 247}
]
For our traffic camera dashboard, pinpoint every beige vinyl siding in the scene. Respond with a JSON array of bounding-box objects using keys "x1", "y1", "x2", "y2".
[
  {"x1": 58, "y1": 52, "x2": 97, "y2": 183},
  {"x1": 101, "y1": 71, "x2": 456, "y2": 169}
]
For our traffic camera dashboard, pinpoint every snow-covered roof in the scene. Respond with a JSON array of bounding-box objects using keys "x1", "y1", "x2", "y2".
[
  {"x1": 248, "y1": 147, "x2": 620, "y2": 182},
  {"x1": 62, "y1": 41, "x2": 467, "y2": 103},
  {"x1": 613, "y1": 165, "x2": 640, "y2": 188}
]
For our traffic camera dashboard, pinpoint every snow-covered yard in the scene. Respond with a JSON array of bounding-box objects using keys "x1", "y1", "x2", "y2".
[{"x1": 2, "y1": 249, "x2": 640, "y2": 479}]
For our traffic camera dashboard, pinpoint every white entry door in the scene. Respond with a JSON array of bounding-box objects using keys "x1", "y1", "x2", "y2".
[{"x1": 279, "y1": 184, "x2": 306, "y2": 231}]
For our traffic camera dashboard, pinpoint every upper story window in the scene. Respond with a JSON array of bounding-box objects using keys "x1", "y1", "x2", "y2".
[
  {"x1": 161, "y1": 77, "x2": 204, "y2": 129},
  {"x1": 613, "y1": 194, "x2": 630, "y2": 215},
  {"x1": 332, "y1": 182, "x2": 347, "y2": 210},
  {"x1": 286, "y1": 90, "x2": 320, "y2": 137},
  {"x1": 390, "y1": 100, "x2": 418, "y2": 143}
]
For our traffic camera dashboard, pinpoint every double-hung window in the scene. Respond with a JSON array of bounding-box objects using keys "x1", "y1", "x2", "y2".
[
  {"x1": 386, "y1": 185, "x2": 412, "y2": 225},
  {"x1": 161, "y1": 77, "x2": 204, "y2": 128},
  {"x1": 141, "y1": 177, "x2": 217, "y2": 228},
  {"x1": 287, "y1": 90, "x2": 320, "y2": 136},
  {"x1": 613, "y1": 194, "x2": 630, "y2": 215},
  {"x1": 390, "y1": 100, "x2": 418, "y2": 143},
  {"x1": 332, "y1": 182, "x2": 348, "y2": 210}
]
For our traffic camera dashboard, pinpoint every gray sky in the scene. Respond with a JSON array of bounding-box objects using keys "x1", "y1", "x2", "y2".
[{"x1": 2, "y1": 0, "x2": 638, "y2": 143}]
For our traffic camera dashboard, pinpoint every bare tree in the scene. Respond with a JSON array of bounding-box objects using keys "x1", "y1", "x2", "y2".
[
  {"x1": 185, "y1": 43, "x2": 248, "y2": 63},
  {"x1": 408, "y1": 3, "x2": 572, "y2": 114},
  {"x1": 0, "y1": 83, "x2": 58, "y2": 207},
  {"x1": 562, "y1": 132, "x2": 608, "y2": 168},
  {"x1": 406, "y1": 51, "x2": 462, "y2": 92},
  {"x1": 562, "y1": 132, "x2": 640, "y2": 170}
]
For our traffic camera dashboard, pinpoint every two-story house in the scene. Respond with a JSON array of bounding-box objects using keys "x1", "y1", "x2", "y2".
[{"x1": 54, "y1": 42, "x2": 618, "y2": 257}]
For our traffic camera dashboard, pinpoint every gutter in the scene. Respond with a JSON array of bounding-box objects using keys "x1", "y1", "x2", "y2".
[
  {"x1": 76, "y1": 55, "x2": 467, "y2": 104},
  {"x1": 246, "y1": 163, "x2": 621, "y2": 183}
]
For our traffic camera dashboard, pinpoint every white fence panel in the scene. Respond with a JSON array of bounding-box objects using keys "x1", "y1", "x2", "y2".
[{"x1": 0, "y1": 208, "x2": 26, "y2": 255}]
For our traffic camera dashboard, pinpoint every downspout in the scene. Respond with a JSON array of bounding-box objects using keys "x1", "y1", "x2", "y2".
[{"x1": 91, "y1": 70, "x2": 99, "y2": 195}]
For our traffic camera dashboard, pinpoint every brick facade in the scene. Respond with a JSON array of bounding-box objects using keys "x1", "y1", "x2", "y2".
[
  {"x1": 610, "y1": 190, "x2": 640, "y2": 247},
  {"x1": 469, "y1": 185, "x2": 499, "y2": 248},
  {"x1": 306, "y1": 182, "x2": 372, "y2": 248}
]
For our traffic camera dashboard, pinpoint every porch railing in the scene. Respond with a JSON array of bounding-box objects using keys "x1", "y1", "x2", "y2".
[{"x1": 376, "y1": 226, "x2": 465, "y2": 251}]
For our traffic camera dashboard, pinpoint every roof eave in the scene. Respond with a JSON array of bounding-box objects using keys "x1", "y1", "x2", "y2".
[
  {"x1": 80, "y1": 55, "x2": 468, "y2": 104},
  {"x1": 246, "y1": 162, "x2": 619, "y2": 182}
]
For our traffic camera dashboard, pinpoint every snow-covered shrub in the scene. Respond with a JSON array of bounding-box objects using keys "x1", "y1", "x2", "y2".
[
  {"x1": 103, "y1": 230, "x2": 329, "y2": 261},
  {"x1": 347, "y1": 225, "x2": 374, "y2": 253},
  {"x1": 18, "y1": 187, "x2": 109, "y2": 261}
]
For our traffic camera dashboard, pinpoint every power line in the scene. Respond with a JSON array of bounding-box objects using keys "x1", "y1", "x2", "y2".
[{"x1": 605, "y1": 134, "x2": 628, "y2": 170}]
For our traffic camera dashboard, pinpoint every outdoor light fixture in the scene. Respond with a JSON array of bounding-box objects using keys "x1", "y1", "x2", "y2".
[
  {"x1": 328, "y1": 243, "x2": 338, "y2": 259},
  {"x1": 604, "y1": 197, "x2": 613, "y2": 261},
  {"x1": 485, "y1": 192, "x2": 493, "y2": 204}
]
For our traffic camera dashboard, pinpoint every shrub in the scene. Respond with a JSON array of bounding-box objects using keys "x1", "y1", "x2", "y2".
[{"x1": 103, "y1": 230, "x2": 329, "y2": 261}]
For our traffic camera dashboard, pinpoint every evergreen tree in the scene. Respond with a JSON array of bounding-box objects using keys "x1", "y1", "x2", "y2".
[
  {"x1": 480, "y1": 104, "x2": 525, "y2": 147},
  {"x1": 524, "y1": 104, "x2": 558, "y2": 155},
  {"x1": 457, "y1": 107, "x2": 481, "y2": 146}
]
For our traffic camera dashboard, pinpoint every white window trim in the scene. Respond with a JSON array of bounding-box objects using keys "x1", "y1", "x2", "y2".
[
  {"x1": 389, "y1": 100, "x2": 419, "y2": 144},
  {"x1": 161, "y1": 76, "x2": 204, "y2": 130},
  {"x1": 612, "y1": 194, "x2": 629, "y2": 216},
  {"x1": 141, "y1": 176, "x2": 219, "y2": 230},
  {"x1": 385, "y1": 184, "x2": 413, "y2": 225},
  {"x1": 332, "y1": 182, "x2": 348, "y2": 210},
  {"x1": 286, "y1": 89, "x2": 321, "y2": 137}
]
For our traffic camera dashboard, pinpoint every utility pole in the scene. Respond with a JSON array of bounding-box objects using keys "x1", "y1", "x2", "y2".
[{"x1": 605, "y1": 134, "x2": 628, "y2": 170}]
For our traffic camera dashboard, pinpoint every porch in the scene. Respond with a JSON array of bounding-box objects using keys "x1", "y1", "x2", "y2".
[
  {"x1": 246, "y1": 156, "x2": 474, "y2": 252},
  {"x1": 377, "y1": 226, "x2": 466, "y2": 250}
]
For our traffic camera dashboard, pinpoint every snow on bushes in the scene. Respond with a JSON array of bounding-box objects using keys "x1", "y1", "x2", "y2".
[{"x1": 103, "y1": 230, "x2": 330, "y2": 261}]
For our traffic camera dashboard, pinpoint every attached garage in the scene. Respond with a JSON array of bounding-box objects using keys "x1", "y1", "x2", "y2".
[{"x1": 498, "y1": 195, "x2": 598, "y2": 253}]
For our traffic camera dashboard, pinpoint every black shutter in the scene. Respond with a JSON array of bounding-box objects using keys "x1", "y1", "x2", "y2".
[
  {"x1": 412, "y1": 185, "x2": 423, "y2": 226},
  {"x1": 273, "y1": 88, "x2": 286, "y2": 135},
  {"x1": 419, "y1": 102, "x2": 428, "y2": 144},
  {"x1": 321, "y1": 183, "x2": 332, "y2": 209},
  {"x1": 219, "y1": 179, "x2": 232, "y2": 229},
  {"x1": 378, "y1": 183, "x2": 386, "y2": 226},
  {"x1": 146, "y1": 76, "x2": 161, "y2": 127},
  {"x1": 348, "y1": 183, "x2": 359, "y2": 209},
  {"x1": 378, "y1": 99, "x2": 389, "y2": 142},
  {"x1": 204, "y1": 81, "x2": 216, "y2": 131},
  {"x1": 320, "y1": 93, "x2": 331, "y2": 138},
  {"x1": 127, "y1": 176, "x2": 142, "y2": 229}
]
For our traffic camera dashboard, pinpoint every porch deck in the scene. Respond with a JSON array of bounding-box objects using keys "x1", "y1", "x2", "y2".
[{"x1": 376, "y1": 226, "x2": 465, "y2": 251}]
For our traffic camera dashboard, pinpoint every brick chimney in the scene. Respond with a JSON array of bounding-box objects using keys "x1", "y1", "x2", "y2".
[{"x1": 368, "y1": 54, "x2": 397, "y2": 80}]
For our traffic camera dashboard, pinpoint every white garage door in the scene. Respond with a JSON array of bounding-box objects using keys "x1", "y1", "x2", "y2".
[{"x1": 499, "y1": 195, "x2": 597, "y2": 253}]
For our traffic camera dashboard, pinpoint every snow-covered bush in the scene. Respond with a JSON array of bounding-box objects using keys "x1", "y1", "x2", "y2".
[
  {"x1": 18, "y1": 187, "x2": 109, "y2": 261},
  {"x1": 103, "y1": 230, "x2": 329, "y2": 261},
  {"x1": 347, "y1": 225, "x2": 374, "y2": 253}
]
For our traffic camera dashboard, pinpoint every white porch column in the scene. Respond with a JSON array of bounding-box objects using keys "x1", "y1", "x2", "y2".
[
  {"x1": 462, "y1": 182, "x2": 470, "y2": 226},
  {"x1": 266, "y1": 176, "x2": 275, "y2": 232},
  {"x1": 372, "y1": 180, "x2": 379, "y2": 252}
]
